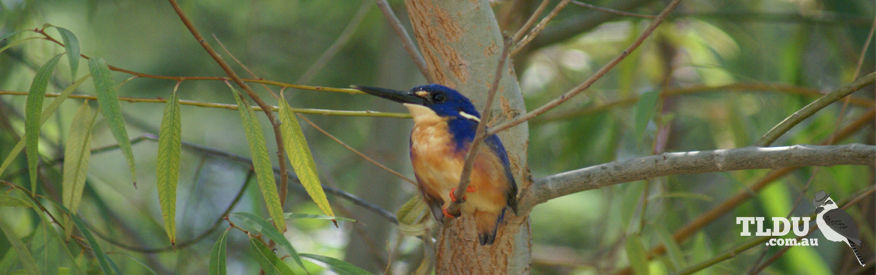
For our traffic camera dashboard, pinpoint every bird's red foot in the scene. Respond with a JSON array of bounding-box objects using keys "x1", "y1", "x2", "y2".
[
  {"x1": 449, "y1": 188, "x2": 467, "y2": 202},
  {"x1": 442, "y1": 207, "x2": 460, "y2": 218}
]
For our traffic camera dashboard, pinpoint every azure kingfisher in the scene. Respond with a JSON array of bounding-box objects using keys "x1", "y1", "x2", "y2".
[
  {"x1": 814, "y1": 191, "x2": 866, "y2": 266},
  {"x1": 354, "y1": 84, "x2": 518, "y2": 245}
]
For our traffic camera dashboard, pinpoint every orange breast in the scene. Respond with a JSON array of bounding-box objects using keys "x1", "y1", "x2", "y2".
[{"x1": 409, "y1": 117, "x2": 510, "y2": 214}]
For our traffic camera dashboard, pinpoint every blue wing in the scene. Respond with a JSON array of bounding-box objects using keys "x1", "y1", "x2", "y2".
[{"x1": 484, "y1": 134, "x2": 518, "y2": 214}]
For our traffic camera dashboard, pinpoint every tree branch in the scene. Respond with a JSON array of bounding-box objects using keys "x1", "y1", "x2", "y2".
[
  {"x1": 758, "y1": 71, "x2": 876, "y2": 146},
  {"x1": 521, "y1": 144, "x2": 876, "y2": 212}
]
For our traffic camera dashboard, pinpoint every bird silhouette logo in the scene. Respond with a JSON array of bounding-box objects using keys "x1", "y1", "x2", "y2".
[{"x1": 814, "y1": 190, "x2": 866, "y2": 266}]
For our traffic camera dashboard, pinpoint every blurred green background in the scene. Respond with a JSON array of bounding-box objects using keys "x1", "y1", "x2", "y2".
[{"x1": 0, "y1": 0, "x2": 873, "y2": 274}]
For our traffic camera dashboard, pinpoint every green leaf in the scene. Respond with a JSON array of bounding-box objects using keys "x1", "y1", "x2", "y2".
[
  {"x1": 55, "y1": 27, "x2": 80, "y2": 78},
  {"x1": 230, "y1": 212, "x2": 306, "y2": 272},
  {"x1": 62, "y1": 101, "x2": 98, "y2": 238},
  {"x1": 283, "y1": 213, "x2": 354, "y2": 222},
  {"x1": 229, "y1": 86, "x2": 285, "y2": 232},
  {"x1": 109, "y1": 253, "x2": 157, "y2": 275},
  {"x1": 33, "y1": 207, "x2": 81, "y2": 274},
  {"x1": 156, "y1": 89, "x2": 182, "y2": 244},
  {"x1": 88, "y1": 58, "x2": 136, "y2": 185},
  {"x1": 0, "y1": 74, "x2": 91, "y2": 178},
  {"x1": 395, "y1": 196, "x2": 429, "y2": 237},
  {"x1": 634, "y1": 90, "x2": 660, "y2": 140},
  {"x1": 625, "y1": 234, "x2": 649, "y2": 275},
  {"x1": 0, "y1": 195, "x2": 32, "y2": 208},
  {"x1": 0, "y1": 30, "x2": 20, "y2": 42},
  {"x1": 32, "y1": 222, "x2": 58, "y2": 275},
  {"x1": 0, "y1": 37, "x2": 42, "y2": 56},
  {"x1": 0, "y1": 219, "x2": 39, "y2": 275},
  {"x1": 621, "y1": 183, "x2": 644, "y2": 233},
  {"x1": 657, "y1": 228, "x2": 685, "y2": 272},
  {"x1": 63, "y1": 206, "x2": 118, "y2": 275},
  {"x1": 279, "y1": 96, "x2": 334, "y2": 219},
  {"x1": 300, "y1": 254, "x2": 371, "y2": 275},
  {"x1": 249, "y1": 238, "x2": 294, "y2": 275},
  {"x1": 25, "y1": 53, "x2": 64, "y2": 194},
  {"x1": 209, "y1": 230, "x2": 229, "y2": 275}
]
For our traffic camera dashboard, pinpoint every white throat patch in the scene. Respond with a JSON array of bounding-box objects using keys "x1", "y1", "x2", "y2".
[{"x1": 458, "y1": 111, "x2": 480, "y2": 122}]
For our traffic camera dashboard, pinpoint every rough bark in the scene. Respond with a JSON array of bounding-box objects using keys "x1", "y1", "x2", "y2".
[{"x1": 403, "y1": 0, "x2": 531, "y2": 274}]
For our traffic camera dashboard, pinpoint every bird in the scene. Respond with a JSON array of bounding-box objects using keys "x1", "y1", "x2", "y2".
[
  {"x1": 354, "y1": 84, "x2": 518, "y2": 245},
  {"x1": 814, "y1": 191, "x2": 866, "y2": 266}
]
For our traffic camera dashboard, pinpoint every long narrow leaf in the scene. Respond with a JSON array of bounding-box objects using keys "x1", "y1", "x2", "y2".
[
  {"x1": 230, "y1": 212, "x2": 306, "y2": 272},
  {"x1": 300, "y1": 253, "x2": 371, "y2": 275},
  {"x1": 0, "y1": 30, "x2": 20, "y2": 42},
  {"x1": 229, "y1": 86, "x2": 285, "y2": 232},
  {"x1": 634, "y1": 90, "x2": 660, "y2": 140},
  {"x1": 62, "y1": 101, "x2": 98, "y2": 238},
  {"x1": 283, "y1": 213, "x2": 354, "y2": 222},
  {"x1": 0, "y1": 74, "x2": 90, "y2": 177},
  {"x1": 55, "y1": 27, "x2": 80, "y2": 78},
  {"x1": 63, "y1": 206, "x2": 118, "y2": 275},
  {"x1": 156, "y1": 89, "x2": 182, "y2": 244},
  {"x1": 208, "y1": 230, "x2": 229, "y2": 275},
  {"x1": 249, "y1": 238, "x2": 294, "y2": 275},
  {"x1": 279, "y1": 96, "x2": 334, "y2": 218},
  {"x1": 658, "y1": 228, "x2": 686, "y2": 272},
  {"x1": 625, "y1": 234, "x2": 649, "y2": 275},
  {"x1": 25, "y1": 53, "x2": 64, "y2": 194},
  {"x1": 34, "y1": 206, "x2": 81, "y2": 274},
  {"x1": 0, "y1": 219, "x2": 39, "y2": 274},
  {"x1": 0, "y1": 195, "x2": 31, "y2": 207},
  {"x1": 88, "y1": 58, "x2": 136, "y2": 185}
]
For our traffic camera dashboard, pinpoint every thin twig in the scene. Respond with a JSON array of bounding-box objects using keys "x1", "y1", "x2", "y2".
[
  {"x1": 297, "y1": 0, "x2": 371, "y2": 84},
  {"x1": 533, "y1": 83, "x2": 875, "y2": 123},
  {"x1": 512, "y1": 0, "x2": 572, "y2": 55},
  {"x1": 512, "y1": 0, "x2": 551, "y2": 43},
  {"x1": 85, "y1": 170, "x2": 254, "y2": 253},
  {"x1": 32, "y1": 28, "x2": 365, "y2": 95},
  {"x1": 443, "y1": 38, "x2": 512, "y2": 218},
  {"x1": 166, "y1": 0, "x2": 291, "y2": 210},
  {"x1": 852, "y1": 16, "x2": 876, "y2": 81},
  {"x1": 492, "y1": 0, "x2": 683, "y2": 135},
  {"x1": 295, "y1": 115, "x2": 417, "y2": 186},
  {"x1": 0, "y1": 90, "x2": 409, "y2": 118},
  {"x1": 375, "y1": 0, "x2": 432, "y2": 82},
  {"x1": 758, "y1": 72, "x2": 876, "y2": 146},
  {"x1": 571, "y1": 0, "x2": 656, "y2": 19},
  {"x1": 211, "y1": 34, "x2": 278, "y2": 100}
]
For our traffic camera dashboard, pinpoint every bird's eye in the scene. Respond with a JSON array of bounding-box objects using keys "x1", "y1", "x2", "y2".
[{"x1": 432, "y1": 93, "x2": 446, "y2": 103}]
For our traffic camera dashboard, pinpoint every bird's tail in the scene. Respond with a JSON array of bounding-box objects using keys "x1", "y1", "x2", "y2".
[
  {"x1": 847, "y1": 240, "x2": 866, "y2": 267},
  {"x1": 474, "y1": 208, "x2": 507, "y2": 245}
]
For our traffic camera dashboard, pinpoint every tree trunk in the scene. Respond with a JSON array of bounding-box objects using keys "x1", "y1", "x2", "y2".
[{"x1": 403, "y1": 0, "x2": 531, "y2": 273}]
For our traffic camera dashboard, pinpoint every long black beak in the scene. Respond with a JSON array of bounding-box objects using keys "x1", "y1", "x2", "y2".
[{"x1": 353, "y1": 85, "x2": 426, "y2": 105}]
